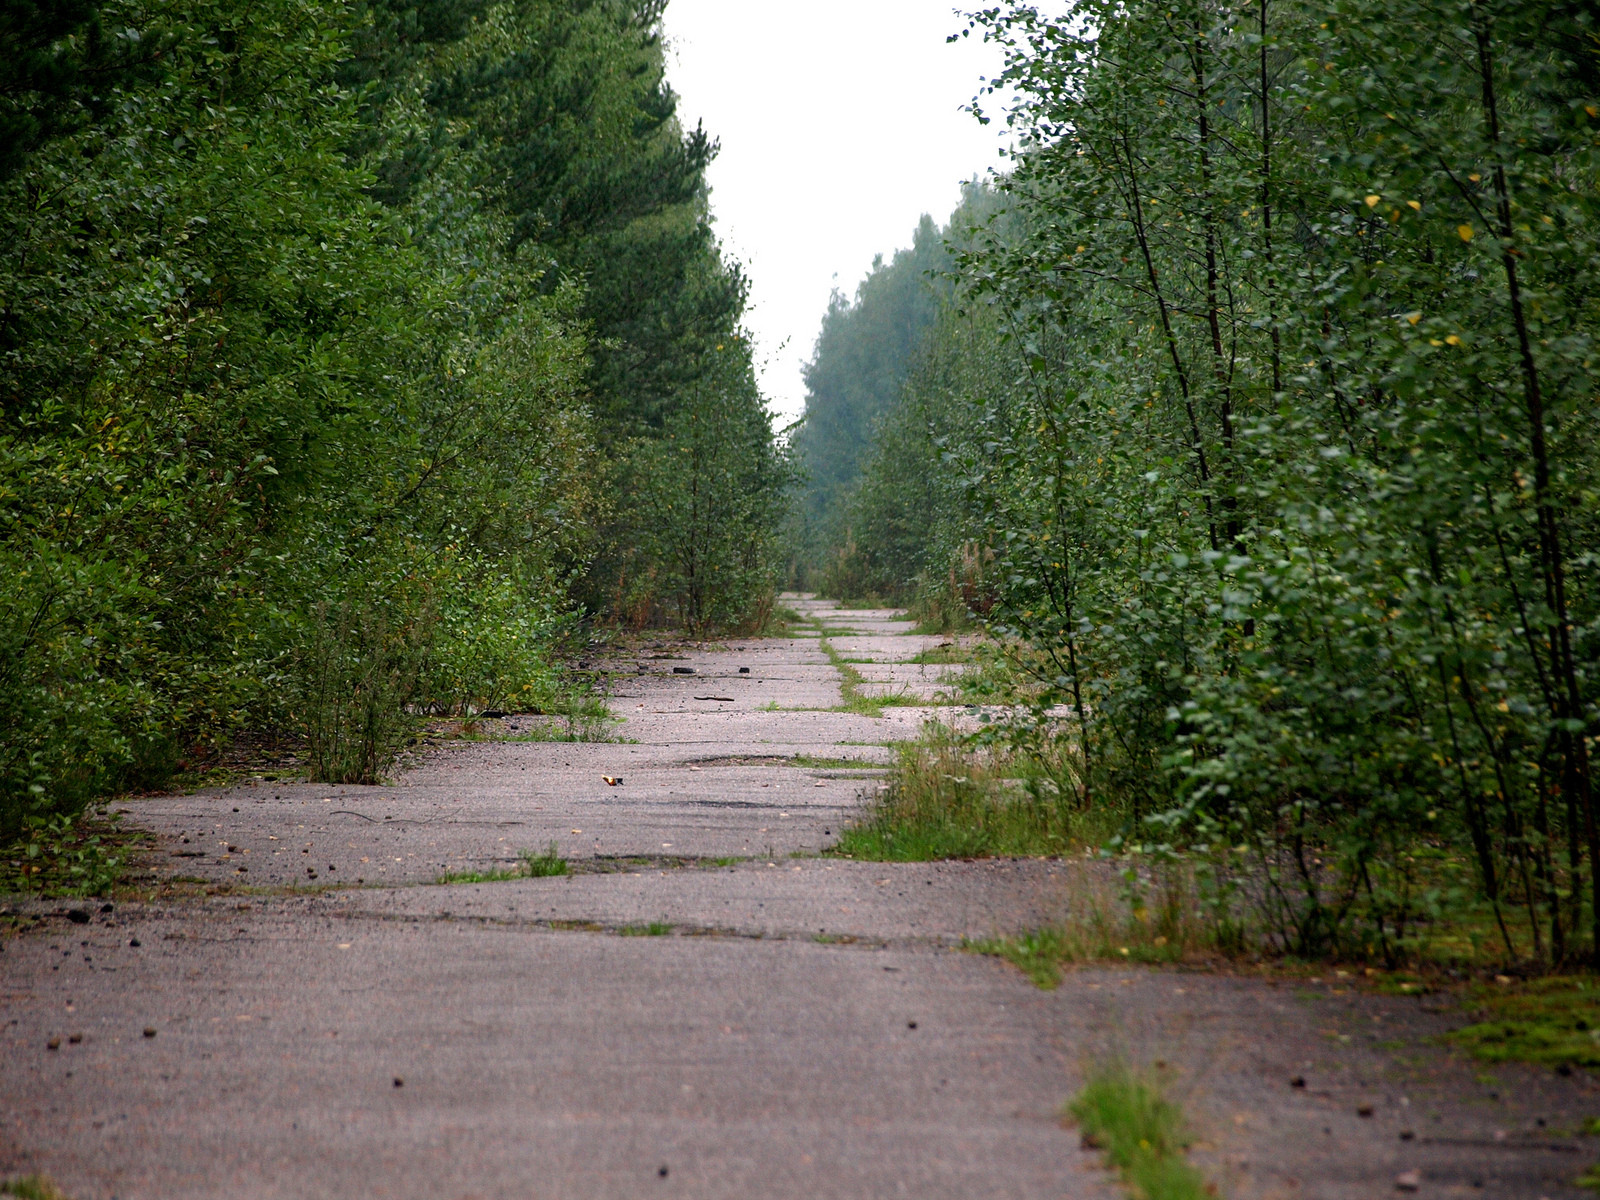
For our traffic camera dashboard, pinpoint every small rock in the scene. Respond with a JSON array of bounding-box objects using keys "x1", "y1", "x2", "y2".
[
  {"x1": 658, "y1": 1166, "x2": 669, "y2": 1178},
  {"x1": 129, "y1": 938, "x2": 140, "y2": 947},
  {"x1": 1395, "y1": 1170, "x2": 1422, "y2": 1192},
  {"x1": 907, "y1": 1021, "x2": 918, "y2": 1029},
  {"x1": 100, "y1": 903, "x2": 114, "y2": 914},
  {"x1": 67, "y1": 910, "x2": 89, "y2": 925},
  {"x1": 672, "y1": 667, "x2": 694, "y2": 675},
  {"x1": 1357, "y1": 1103, "x2": 1374, "y2": 1117},
  {"x1": 68, "y1": 1033, "x2": 82, "y2": 1044},
  {"x1": 143, "y1": 1027, "x2": 157, "y2": 1038},
  {"x1": 1290, "y1": 1076, "x2": 1306, "y2": 1088},
  {"x1": 1399, "y1": 1129, "x2": 1415, "y2": 1141},
  {"x1": 739, "y1": 667, "x2": 750, "y2": 674},
  {"x1": 47, "y1": 1037, "x2": 60, "y2": 1051},
  {"x1": 393, "y1": 1077, "x2": 404, "y2": 1088}
]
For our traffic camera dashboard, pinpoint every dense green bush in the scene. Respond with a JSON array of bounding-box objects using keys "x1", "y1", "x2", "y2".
[
  {"x1": 822, "y1": 0, "x2": 1600, "y2": 966},
  {"x1": 0, "y1": 0, "x2": 785, "y2": 840}
]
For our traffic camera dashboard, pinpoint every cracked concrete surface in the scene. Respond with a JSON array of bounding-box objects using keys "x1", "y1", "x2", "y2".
[{"x1": 2, "y1": 595, "x2": 1594, "y2": 1199}]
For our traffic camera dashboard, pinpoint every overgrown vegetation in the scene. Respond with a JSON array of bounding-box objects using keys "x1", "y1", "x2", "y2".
[
  {"x1": 807, "y1": 0, "x2": 1600, "y2": 970},
  {"x1": 835, "y1": 726, "x2": 1098, "y2": 858},
  {"x1": 1069, "y1": 1065, "x2": 1212, "y2": 1200},
  {"x1": 1, "y1": 0, "x2": 788, "y2": 857}
]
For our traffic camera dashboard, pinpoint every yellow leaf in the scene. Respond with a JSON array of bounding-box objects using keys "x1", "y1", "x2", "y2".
[
  {"x1": 1468, "y1": 173, "x2": 1481, "y2": 183},
  {"x1": 1457, "y1": 224, "x2": 1474, "y2": 241},
  {"x1": 1405, "y1": 312, "x2": 1421, "y2": 325},
  {"x1": 1406, "y1": 200, "x2": 1421, "y2": 212},
  {"x1": 1587, "y1": 105, "x2": 1598, "y2": 118},
  {"x1": 1364, "y1": 194, "x2": 1381, "y2": 207},
  {"x1": 1445, "y1": 335, "x2": 1462, "y2": 346}
]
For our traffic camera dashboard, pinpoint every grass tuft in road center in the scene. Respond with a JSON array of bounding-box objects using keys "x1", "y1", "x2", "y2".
[{"x1": 1068, "y1": 1065, "x2": 1212, "y2": 1200}]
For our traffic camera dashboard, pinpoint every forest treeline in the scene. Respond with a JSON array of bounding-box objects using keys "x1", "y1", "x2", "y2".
[
  {"x1": 1, "y1": 0, "x2": 788, "y2": 842},
  {"x1": 803, "y1": 0, "x2": 1600, "y2": 964}
]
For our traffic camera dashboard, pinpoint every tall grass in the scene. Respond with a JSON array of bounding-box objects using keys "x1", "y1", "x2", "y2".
[{"x1": 834, "y1": 725, "x2": 1106, "y2": 859}]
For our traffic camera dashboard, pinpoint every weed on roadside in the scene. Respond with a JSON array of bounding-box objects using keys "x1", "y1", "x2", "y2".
[
  {"x1": 0, "y1": 810, "x2": 142, "y2": 898},
  {"x1": 968, "y1": 924, "x2": 1187, "y2": 988},
  {"x1": 618, "y1": 921, "x2": 672, "y2": 936},
  {"x1": 1069, "y1": 1064, "x2": 1212, "y2": 1200},
  {"x1": 832, "y1": 726, "x2": 1103, "y2": 859},
  {"x1": 965, "y1": 862, "x2": 1197, "y2": 986}
]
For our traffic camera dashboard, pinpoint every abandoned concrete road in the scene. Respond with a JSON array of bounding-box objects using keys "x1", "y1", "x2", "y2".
[{"x1": 1, "y1": 598, "x2": 1591, "y2": 1199}]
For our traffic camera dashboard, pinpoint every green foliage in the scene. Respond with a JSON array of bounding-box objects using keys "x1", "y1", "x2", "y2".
[
  {"x1": 624, "y1": 340, "x2": 792, "y2": 632},
  {"x1": 791, "y1": 212, "x2": 954, "y2": 579},
  {"x1": 1, "y1": 0, "x2": 784, "y2": 835},
  {"x1": 823, "y1": 0, "x2": 1600, "y2": 967},
  {"x1": 1, "y1": 810, "x2": 131, "y2": 897},
  {"x1": 1069, "y1": 1067, "x2": 1212, "y2": 1200}
]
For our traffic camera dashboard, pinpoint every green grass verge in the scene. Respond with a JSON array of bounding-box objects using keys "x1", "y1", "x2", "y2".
[
  {"x1": 436, "y1": 841, "x2": 569, "y2": 884},
  {"x1": 1445, "y1": 975, "x2": 1600, "y2": 1069},
  {"x1": 1069, "y1": 1066, "x2": 1212, "y2": 1200}
]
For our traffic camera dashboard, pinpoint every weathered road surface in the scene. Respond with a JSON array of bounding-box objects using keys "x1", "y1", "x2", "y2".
[{"x1": 1, "y1": 597, "x2": 1589, "y2": 1199}]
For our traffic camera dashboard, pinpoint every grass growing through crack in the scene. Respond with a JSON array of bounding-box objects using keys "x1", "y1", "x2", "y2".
[
  {"x1": 436, "y1": 841, "x2": 569, "y2": 884},
  {"x1": 801, "y1": 615, "x2": 953, "y2": 716},
  {"x1": 618, "y1": 921, "x2": 673, "y2": 936},
  {"x1": 832, "y1": 725, "x2": 1107, "y2": 860},
  {"x1": 820, "y1": 635, "x2": 885, "y2": 717},
  {"x1": 1068, "y1": 1065, "x2": 1212, "y2": 1200}
]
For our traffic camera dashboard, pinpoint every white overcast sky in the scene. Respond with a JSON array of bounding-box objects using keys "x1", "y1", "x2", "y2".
[{"x1": 660, "y1": 2, "x2": 1010, "y2": 424}]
